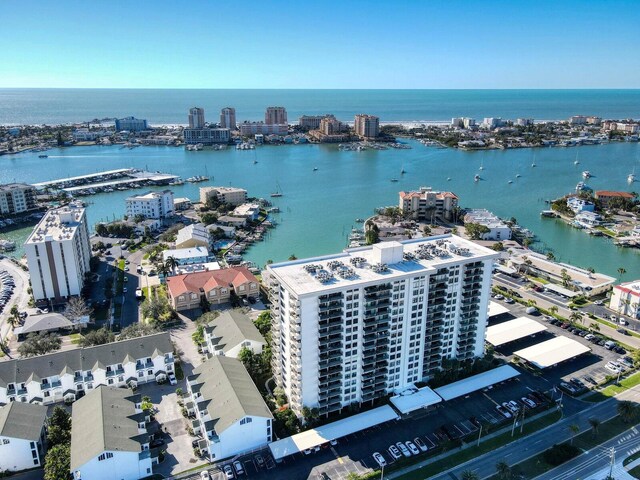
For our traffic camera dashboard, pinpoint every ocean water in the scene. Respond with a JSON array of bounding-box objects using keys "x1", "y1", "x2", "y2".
[
  {"x1": 1, "y1": 89, "x2": 640, "y2": 125},
  {"x1": 1, "y1": 141, "x2": 639, "y2": 279}
]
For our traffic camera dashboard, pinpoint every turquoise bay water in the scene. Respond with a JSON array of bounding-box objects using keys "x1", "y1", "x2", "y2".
[{"x1": 1, "y1": 141, "x2": 639, "y2": 278}]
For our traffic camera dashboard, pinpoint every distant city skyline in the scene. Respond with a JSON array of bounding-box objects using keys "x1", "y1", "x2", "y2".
[{"x1": 1, "y1": 0, "x2": 639, "y2": 89}]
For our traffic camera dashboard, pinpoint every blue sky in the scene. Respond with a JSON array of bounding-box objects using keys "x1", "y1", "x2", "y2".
[{"x1": 1, "y1": 0, "x2": 639, "y2": 88}]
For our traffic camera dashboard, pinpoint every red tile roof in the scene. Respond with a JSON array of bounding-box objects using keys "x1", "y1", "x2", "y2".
[
  {"x1": 166, "y1": 267, "x2": 258, "y2": 297},
  {"x1": 595, "y1": 191, "x2": 634, "y2": 199}
]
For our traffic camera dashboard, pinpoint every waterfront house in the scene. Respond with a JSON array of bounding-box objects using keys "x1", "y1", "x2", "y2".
[
  {"x1": 463, "y1": 209, "x2": 512, "y2": 240},
  {"x1": 162, "y1": 246, "x2": 209, "y2": 266},
  {"x1": 165, "y1": 267, "x2": 260, "y2": 311},
  {"x1": 175, "y1": 223, "x2": 211, "y2": 249},
  {"x1": 0, "y1": 402, "x2": 47, "y2": 473},
  {"x1": 185, "y1": 356, "x2": 272, "y2": 461},
  {"x1": 575, "y1": 211, "x2": 602, "y2": 228},
  {"x1": 0, "y1": 333, "x2": 174, "y2": 405},
  {"x1": 217, "y1": 215, "x2": 247, "y2": 228},
  {"x1": 70, "y1": 386, "x2": 154, "y2": 480},
  {"x1": 203, "y1": 310, "x2": 265, "y2": 358},
  {"x1": 231, "y1": 203, "x2": 261, "y2": 221},
  {"x1": 594, "y1": 190, "x2": 635, "y2": 210},
  {"x1": 567, "y1": 196, "x2": 595, "y2": 214}
]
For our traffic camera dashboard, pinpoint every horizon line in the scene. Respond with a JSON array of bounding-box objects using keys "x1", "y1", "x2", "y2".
[{"x1": 2, "y1": 87, "x2": 640, "y2": 91}]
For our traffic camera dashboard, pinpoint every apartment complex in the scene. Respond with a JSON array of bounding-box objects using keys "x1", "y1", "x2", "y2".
[
  {"x1": 70, "y1": 386, "x2": 154, "y2": 480},
  {"x1": 184, "y1": 127, "x2": 230, "y2": 145},
  {"x1": 0, "y1": 402, "x2": 47, "y2": 473},
  {"x1": 399, "y1": 187, "x2": 459, "y2": 222},
  {"x1": 166, "y1": 266, "x2": 260, "y2": 311},
  {"x1": 265, "y1": 106, "x2": 287, "y2": 125},
  {"x1": 24, "y1": 205, "x2": 92, "y2": 303},
  {"x1": 595, "y1": 190, "x2": 635, "y2": 209},
  {"x1": 199, "y1": 186, "x2": 248, "y2": 206},
  {"x1": 125, "y1": 190, "x2": 174, "y2": 220},
  {"x1": 354, "y1": 114, "x2": 380, "y2": 139},
  {"x1": 264, "y1": 236, "x2": 497, "y2": 416},
  {"x1": 309, "y1": 115, "x2": 350, "y2": 143},
  {"x1": 186, "y1": 356, "x2": 273, "y2": 461},
  {"x1": 188, "y1": 107, "x2": 205, "y2": 129},
  {"x1": 610, "y1": 280, "x2": 640, "y2": 319},
  {"x1": 463, "y1": 209, "x2": 512, "y2": 241},
  {"x1": 220, "y1": 107, "x2": 237, "y2": 129},
  {"x1": 0, "y1": 183, "x2": 38, "y2": 216},
  {"x1": 0, "y1": 333, "x2": 174, "y2": 405},
  {"x1": 114, "y1": 116, "x2": 148, "y2": 132},
  {"x1": 203, "y1": 310, "x2": 266, "y2": 358},
  {"x1": 298, "y1": 115, "x2": 325, "y2": 130},
  {"x1": 239, "y1": 122, "x2": 288, "y2": 136}
]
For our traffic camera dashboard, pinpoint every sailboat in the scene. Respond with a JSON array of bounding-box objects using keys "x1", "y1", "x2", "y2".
[
  {"x1": 474, "y1": 174, "x2": 480, "y2": 182},
  {"x1": 629, "y1": 167, "x2": 636, "y2": 183},
  {"x1": 531, "y1": 154, "x2": 537, "y2": 168},
  {"x1": 574, "y1": 151, "x2": 580, "y2": 165},
  {"x1": 270, "y1": 181, "x2": 283, "y2": 197},
  {"x1": 400, "y1": 162, "x2": 406, "y2": 175},
  {"x1": 479, "y1": 160, "x2": 484, "y2": 171}
]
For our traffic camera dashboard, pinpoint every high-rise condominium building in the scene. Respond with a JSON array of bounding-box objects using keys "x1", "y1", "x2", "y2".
[
  {"x1": 264, "y1": 236, "x2": 497, "y2": 416},
  {"x1": 114, "y1": 116, "x2": 148, "y2": 132},
  {"x1": 0, "y1": 183, "x2": 38, "y2": 215},
  {"x1": 265, "y1": 107, "x2": 287, "y2": 125},
  {"x1": 354, "y1": 114, "x2": 380, "y2": 139},
  {"x1": 25, "y1": 205, "x2": 92, "y2": 303},
  {"x1": 189, "y1": 107, "x2": 206, "y2": 129},
  {"x1": 220, "y1": 107, "x2": 237, "y2": 129}
]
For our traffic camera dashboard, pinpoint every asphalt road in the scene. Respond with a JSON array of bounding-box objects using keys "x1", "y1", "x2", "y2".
[{"x1": 424, "y1": 387, "x2": 640, "y2": 480}]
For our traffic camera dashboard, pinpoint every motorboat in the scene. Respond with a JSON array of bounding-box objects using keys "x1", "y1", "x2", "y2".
[
  {"x1": 582, "y1": 171, "x2": 591, "y2": 179},
  {"x1": 474, "y1": 174, "x2": 480, "y2": 182}
]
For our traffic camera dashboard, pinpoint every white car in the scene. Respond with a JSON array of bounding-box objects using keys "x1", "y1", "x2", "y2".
[
  {"x1": 396, "y1": 442, "x2": 412, "y2": 457},
  {"x1": 223, "y1": 465, "x2": 234, "y2": 479},
  {"x1": 200, "y1": 471, "x2": 211, "y2": 480},
  {"x1": 496, "y1": 405, "x2": 512, "y2": 418},
  {"x1": 521, "y1": 397, "x2": 536, "y2": 409},
  {"x1": 233, "y1": 461, "x2": 244, "y2": 475},
  {"x1": 388, "y1": 445, "x2": 401, "y2": 460},
  {"x1": 413, "y1": 437, "x2": 429, "y2": 452},
  {"x1": 605, "y1": 362, "x2": 621, "y2": 373},
  {"x1": 503, "y1": 401, "x2": 519, "y2": 414},
  {"x1": 168, "y1": 374, "x2": 177, "y2": 386},
  {"x1": 373, "y1": 452, "x2": 387, "y2": 467},
  {"x1": 405, "y1": 441, "x2": 420, "y2": 455}
]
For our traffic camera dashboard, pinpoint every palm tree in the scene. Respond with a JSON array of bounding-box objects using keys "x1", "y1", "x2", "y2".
[
  {"x1": 546, "y1": 251, "x2": 556, "y2": 261},
  {"x1": 617, "y1": 400, "x2": 638, "y2": 423},
  {"x1": 549, "y1": 305, "x2": 559, "y2": 317},
  {"x1": 590, "y1": 322, "x2": 600, "y2": 332},
  {"x1": 568, "y1": 424, "x2": 580, "y2": 445},
  {"x1": 8, "y1": 305, "x2": 20, "y2": 328},
  {"x1": 164, "y1": 255, "x2": 179, "y2": 276},
  {"x1": 569, "y1": 311, "x2": 582, "y2": 325},
  {"x1": 495, "y1": 460, "x2": 512, "y2": 480},
  {"x1": 618, "y1": 267, "x2": 627, "y2": 281},
  {"x1": 461, "y1": 470, "x2": 479, "y2": 480},
  {"x1": 588, "y1": 417, "x2": 600, "y2": 437}
]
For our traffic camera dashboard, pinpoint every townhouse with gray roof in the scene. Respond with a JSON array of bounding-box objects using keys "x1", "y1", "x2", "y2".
[
  {"x1": 0, "y1": 333, "x2": 174, "y2": 405},
  {"x1": 0, "y1": 402, "x2": 47, "y2": 473},
  {"x1": 70, "y1": 386, "x2": 154, "y2": 480},
  {"x1": 203, "y1": 310, "x2": 265, "y2": 358},
  {"x1": 186, "y1": 356, "x2": 273, "y2": 461}
]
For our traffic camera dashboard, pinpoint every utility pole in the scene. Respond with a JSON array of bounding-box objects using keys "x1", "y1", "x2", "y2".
[
  {"x1": 511, "y1": 409, "x2": 519, "y2": 437},
  {"x1": 608, "y1": 446, "x2": 615, "y2": 480},
  {"x1": 520, "y1": 406, "x2": 526, "y2": 434},
  {"x1": 477, "y1": 424, "x2": 483, "y2": 446}
]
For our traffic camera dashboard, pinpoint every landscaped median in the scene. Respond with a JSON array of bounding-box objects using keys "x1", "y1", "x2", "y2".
[{"x1": 583, "y1": 370, "x2": 640, "y2": 402}]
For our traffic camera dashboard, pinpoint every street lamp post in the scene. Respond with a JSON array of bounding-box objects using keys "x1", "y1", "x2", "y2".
[{"x1": 477, "y1": 424, "x2": 483, "y2": 446}]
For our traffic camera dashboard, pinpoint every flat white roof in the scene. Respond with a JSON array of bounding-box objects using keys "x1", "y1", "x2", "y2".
[
  {"x1": 267, "y1": 235, "x2": 498, "y2": 296},
  {"x1": 513, "y1": 336, "x2": 590, "y2": 369},
  {"x1": 434, "y1": 365, "x2": 520, "y2": 401},
  {"x1": 544, "y1": 283, "x2": 579, "y2": 298},
  {"x1": 488, "y1": 301, "x2": 510, "y2": 318},
  {"x1": 486, "y1": 317, "x2": 547, "y2": 346},
  {"x1": 390, "y1": 386, "x2": 442, "y2": 414},
  {"x1": 162, "y1": 246, "x2": 209, "y2": 261},
  {"x1": 268, "y1": 405, "x2": 399, "y2": 460}
]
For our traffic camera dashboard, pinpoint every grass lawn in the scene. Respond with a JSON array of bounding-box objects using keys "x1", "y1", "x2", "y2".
[
  {"x1": 392, "y1": 410, "x2": 562, "y2": 479},
  {"x1": 629, "y1": 465, "x2": 640, "y2": 479},
  {"x1": 624, "y1": 449, "x2": 640, "y2": 467},
  {"x1": 528, "y1": 275, "x2": 550, "y2": 285},
  {"x1": 492, "y1": 416, "x2": 636, "y2": 479},
  {"x1": 583, "y1": 371, "x2": 640, "y2": 402},
  {"x1": 69, "y1": 333, "x2": 82, "y2": 345}
]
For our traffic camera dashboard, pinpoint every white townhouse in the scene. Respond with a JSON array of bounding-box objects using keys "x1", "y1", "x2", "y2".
[
  {"x1": 203, "y1": 310, "x2": 266, "y2": 358},
  {"x1": 70, "y1": 386, "x2": 154, "y2": 480},
  {"x1": 186, "y1": 356, "x2": 273, "y2": 461},
  {"x1": 0, "y1": 333, "x2": 174, "y2": 405},
  {"x1": 263, "y1": 236, "x2": 498, "y2": 417},
  {"x1": 0, "y1": 402, "x2": 47, "y2": 473}
]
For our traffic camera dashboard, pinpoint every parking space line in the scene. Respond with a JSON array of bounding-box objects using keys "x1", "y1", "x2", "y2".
[
  {"x1": 330, "y1": 446, "x2": 344, "y2": 464},
  {"x1": 483, "y1": 392, "x2": 500, "y2": 406}
]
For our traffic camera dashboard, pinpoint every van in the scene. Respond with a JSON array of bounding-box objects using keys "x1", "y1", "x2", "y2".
[
  {"x1": 605, "y1": 340, "x2": 616, "y2": 350},
  {"x1": 526, "y1": 306, "x2": 539, "y2": 315}
]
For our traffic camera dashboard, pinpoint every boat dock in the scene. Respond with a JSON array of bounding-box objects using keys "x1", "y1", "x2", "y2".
[{"x1": 32, "y1": 168, "x2": 180, "y2": 196}]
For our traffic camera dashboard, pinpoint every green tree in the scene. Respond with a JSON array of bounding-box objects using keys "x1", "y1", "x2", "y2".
[
  {"x1": 549, "y1": 305, "x2": 559, "y2": 317},
  {"x1": 254, "y1": 311, "x2": 271, "y2": 336},
  {"x1": 273, "y1": 386, "x2": 287, "y2": 407},
  {"x1": 569, "y1": 311, "x2": 582, "y2": 325},
  {"x1": 164, "y1": 255, "x2": 179, "y2": 276},
  {"x1": 117, "y1": 322, "x2": 160, "y2": 340},
  {"x1": 546, "y1": 251, "x2": 556, "y2": 261},
  {"x1": 588, "y1": 417, "x2": 600, "y2": 437},
  {"x1": 465, "y1": 223, "x2": 491, "y2": 240},
  {"x1": 618, "y1": 267, "x2": 627, "y2": 280},
  {"x1": 273, "y1": 408, "x2": 300, "y2": 438},
  {"x1": 8, "y1": 305, "x2": 20, "y2": 328},
  {"x1": 495, "y1": 460, "x2": 512, "y2": 480},
  {"x1": 47, "y1": 406, "x2": 72, "y2": 447},
  {"x1": 617, "y1": 400, "x2": 638, "y2": 423},
  {"x1": 18, "y1": 332, "x2": 62, "y2": 357},
  {"x1": 44, "y1": 443, "x2": 70, "y2": 480},
  {"x1": 491, "y1": 242, "x2": 504, "y2": 252},
  {"x1": 200, "y1": 212, "x2": 218, "y2": 225},
  {"x1": 140, "y1": 294, "x2": 173, "y2": 326},
  {"x1": 288, "y1": 254, "x2": 298, "y2": 261},
  {"x1": 589, "y1": 322, "x2": 600, "y2": 332},
  {"x1": 461, "y1": 471, "x2": 479, "y2": 480},
  {"x1": 568, "y1": 424, "x2": 580, "y2": 445},
  {"x1": 79, "y1": 327, "x2": 115, "y2": 347}
]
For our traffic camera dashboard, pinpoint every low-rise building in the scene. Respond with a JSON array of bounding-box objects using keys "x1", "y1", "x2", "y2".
[
  {"x1": 0, "y1": 402, "x2": 47, "y2": 473},
  {"x1": 567, "y1": 196, "x2": 595, "y2": 214},
  {"x1": 186, "y1": 356, "x2": 273, "y2": 461},
  {"x1": 207, "y1": 224, "x2": 236, "y2": 238},
  {"x1": 217, "y1": 215, "x2": 247, "y2": 228},
  {"x1": 231, "y1": 203, "x2": 261, "y2": 221},
  {"x1": 184, "y1": 128, "x2": 230, "y2": 145},
  {"x1": 399, "y1": 187, "x2": 459, "y2": 221},
  {"x1": 595, "y1": 190, "x2": 635, "y2": 209},
  {"x1": 173, "y1": 197, "x2": 192, "y2": 211},
  {"x1": 166, "y1": 267, "x2": 260, "y2": 311},
  {"x1": 115, "y1": 116, "x2": 148, "y2": 132},
  {"x1": 72, "y1": 128, "x2": 101, "y2": 141},
  {"x1": 309, "y1": 115, "x2": 350, "y2": 142},
  {"x1": 463, "y1": 209, "x2": 512, "y2": 241},
  {"x1": 199, "y1": 186, "x2": 247, "y2": 206},
  {"x1": 574, "y1": 211, "x2": 602, "y2": 227},
  {"x1": 175, "y1": 223, "x2": 211, "y2": 249},
  {"x1": 0, "y1": 333, "x2": 174, "y2": 405},
  {"x1": 203, "y1": 310, "x2": 265, "y2": 358},
  {"x1": 569, "y1": 115, "x2": 588, "y2": 125},
  {"x1": 162, "y1": 246, "x2": 209, "y2": 266},
  {"x1": 239, "y1": 122, "x2": 288, "y2": 136},
  {"x1": 0, "y1": 183, "x2": 38, "y2": 215},
  {"x1": 125, "y1": 190, "x2": 174, "y2": 220},
  {"x1": 70, "y1": 386, "x2": 154, "y2": 480},
  {"x1": 610, "y1": 280, "x2": 640, "y2": 319}
]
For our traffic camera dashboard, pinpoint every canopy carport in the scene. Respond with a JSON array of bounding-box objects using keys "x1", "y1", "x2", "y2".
[
  {"x1": 486, "y1": 317, "x2": 547, "y2": 347},
  {"x1": 434, "y1": 365, "x2": 520, "y2": 401},
  {"x1": 390, "y1": 385, "x2": 442, "y2": 414}
]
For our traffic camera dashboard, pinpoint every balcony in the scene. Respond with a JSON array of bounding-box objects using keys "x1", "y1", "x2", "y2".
[{"x1": 106, "y1": 368, "x2": 125, "y2": 377}]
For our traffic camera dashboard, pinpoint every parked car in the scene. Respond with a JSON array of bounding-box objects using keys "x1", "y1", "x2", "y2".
[
  {"x1": 505, "y1": 401, "x2": 520, "y2": 413},
  {"x1": 620, "y1": 357, "x2": 634, "y2": 368},
  {"x1": 414, "y1": 437, "x2": 428, "y2": 452},
  {"x1": 605, "y1": 362, "x2": 622, "y2": 373},
  {"x1": 200, "y1": 470, "x2": 211, "y2": 480},
  {"x1": 223, "y1": 465, "x2": 234, "y2": 479},
  {"x1": 570, "y1": 377, "x2": 586, "y2": 389},
  {"x1": 605, "y1": 340, "x2": 617, "y2": 350},
  {"x1": 559, "y1": 382, "x2": 578, "y2": 394},
  {"x1": 617, "y1": 328, "x2": 630, "y2": 335},
  {"x1": 594, "y1": 300, "x2": 603, "y2": 306},
  {"x1": 496, "y1": 405, "x2": 512, "y2": 418},
  {"x1": 521, "y1": 397, "x2": 536, "y2": 408},
  {"x1": 373, "y1": 452, "x2": 387, "y2": 467},
  {"x1": 233, "y1": 461, "x2": 244, "y2": 475},
  {"x1": 150, "y1": 438, "x2": 165, "y2": 448},
  {"x1": 584, "y1": 376, "x2": 597, "y2": 385},
  {"x1": 405, "y1": 441, "x2": 420, "y2": 456},
  {"x1": 168, "y1": 374, "x2": 177, "y2": 386},
  {"x1": 388, "y1": 445, "x2": 401, "y2": 460},
  {"x1": 255, "y1": 455, "x2": 265, "y2": 468},
  {"x1": 585, "y1": 333, "x2": 595, "y2": 341},
  {"x1": 614, "y1": 346, "x2": 627, "y2": 354},
  {"x1": 396, "y1": 442, "x2": 412, "y2": 457}
]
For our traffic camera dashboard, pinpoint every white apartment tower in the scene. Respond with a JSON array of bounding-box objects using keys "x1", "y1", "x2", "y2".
[
  {"x1": 25, "y1": 205, "x2": 91, "y2": 303},
  {"x1": 265, "y1": 107, "x2": 287, "y2": 125},
  {"x1": 189, "y1": 107, "x2": 206, "y2": 129},
  {"x1": 264, "y1": 236, "x2": 497, "y2": 416},
  {"x1": 125, "y1": 190, "x2": 174, "y2": 219},
  {"x1": 220, "y1": 107, "x2": 237, "y2": 129}
]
